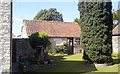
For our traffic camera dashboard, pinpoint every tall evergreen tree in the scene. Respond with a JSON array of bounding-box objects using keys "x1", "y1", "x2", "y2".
[{"x1": 78, "y1": 1, "x2": 113, "y2": 63}]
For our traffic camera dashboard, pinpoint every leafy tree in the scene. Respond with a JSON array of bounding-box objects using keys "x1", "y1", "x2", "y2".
[
  {"x1": 78, "y1": 1, "x2": 113, "y2": 63},
  {"x1": 34, "y1": 8, "x2": 63, "y2": 21},
  {"x1": 113, "y1": 10, "x2": 120, "y2": 22},
  {"x1": 29, "y1": 32, "x2": 51, "y2": 49},
  {"x1": 112, "y1": 9, "x2": 120, "y2": 27},
  {"x1": 29, "y1": 32, "x2": 51, "y2": 64},
  {"x1": 74, "y1": 18, "x2": 80, "y2": 24}
]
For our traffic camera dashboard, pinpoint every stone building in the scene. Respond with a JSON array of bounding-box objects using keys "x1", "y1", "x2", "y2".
[
  {"x1": 20, "y1": 20, "x2": 120, "y2": 54},
  {"x1": 0, "y1": 0, "x2": 11, "y2": 74},
  {"x1": 20, "y1": 20, "x2": 82, "y2": 54}
]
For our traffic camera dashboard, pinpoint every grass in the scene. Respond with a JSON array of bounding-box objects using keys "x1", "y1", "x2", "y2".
[{"x1": 37, "y1": 53, "x2": 120, "y2": 73}]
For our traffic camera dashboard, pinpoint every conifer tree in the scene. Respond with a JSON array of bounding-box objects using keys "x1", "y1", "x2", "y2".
[{"x1": 78, "y1": 0, "x2": 113, "y2": 63}]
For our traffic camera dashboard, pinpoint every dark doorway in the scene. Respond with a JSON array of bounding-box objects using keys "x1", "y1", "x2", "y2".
[{"x1": 67, "y1": 37, "x2": 74, "y2": 54}]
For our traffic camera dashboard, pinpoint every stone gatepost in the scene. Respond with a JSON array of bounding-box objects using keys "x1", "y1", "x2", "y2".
[{"x1": 0, "y1": 0, "x2": 11, "y2": 74}]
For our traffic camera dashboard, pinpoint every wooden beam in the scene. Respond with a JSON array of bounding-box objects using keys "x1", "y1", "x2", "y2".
[{"x1": 71, "y1": 37, "x2": 74, "y2": 54}]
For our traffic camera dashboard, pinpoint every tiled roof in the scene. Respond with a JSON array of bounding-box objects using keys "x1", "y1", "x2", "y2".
[
  {"x1": 112, "y1": 24, "x2": 120, "y2": 35},
  {"x1": 23, "y1": 20, "x2": 81, "y2": 37}
]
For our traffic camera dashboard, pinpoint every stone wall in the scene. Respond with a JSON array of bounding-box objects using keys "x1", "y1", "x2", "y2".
[
  {"x1": 13, "y1": 38, "x2": 68, "y2": 60},
  {"x1": 112, "y1": 36, "x2": 120, "y2": 53},
  {"x1": 13, "y1": 38, "x2": 34, "y2": 62},
  {"x1": 0, "y1": 0, "x2": 11, "y2": 74},
  {"x1": 13, "y1": 38, "x2": 82, "y2": 61}
]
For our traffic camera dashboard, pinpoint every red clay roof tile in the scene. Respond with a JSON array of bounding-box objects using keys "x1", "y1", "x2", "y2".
[
  {"x1": 23, "y1": 20, "x2": 81, "y2": 37},
  {"x1": 112, "y1": 24, "x2": 120, "y2": 35}
]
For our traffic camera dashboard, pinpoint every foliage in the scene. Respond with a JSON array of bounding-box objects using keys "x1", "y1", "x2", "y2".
[
  {"x1": 29, "y1": 32, "x2": 51, "y2": 49},
  {"x1": 34, "y1": 8, "x2": 63, "y2": 21},
  {"x1": 113, "y1": 10, "x2": 120, "y2": 23},
  {"x1": 29, "y1": 32, "x2": 51, "y2": 64},
  {"x1": 78, "y1": 1, "x2": 113, "y2": 63},
  {"x1": 55, "y1": 45, "x2": 68, "y2": 54},
  {"x1": 74, "y1": 18, "x2": 80, "y2": 24},
  {"x1": 55, "y1": 41, "x2": 68, "y2": 54},
  {"x1": 63, "y1": 41, "x2": 68, "y2": 46},
  {"x1": 112, "y1": 9, "x2": 120, "y2": 28},
  {"x1": 47, "y1": 49, "x2": 57, "y2": 55}
]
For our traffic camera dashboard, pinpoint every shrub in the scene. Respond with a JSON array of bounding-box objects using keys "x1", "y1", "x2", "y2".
[
  {"x1": 55, "y1": 45, "x2": 68, "y2": 54},
  {"x1": 47, "y1": 49, "x2": 57, "y2": 55},
  {"x1": 29, "y1": 32, "x2": 51, "y2": 49},
  {"x1": 29, "y1": 32, "x2": 51, "y2": 64}
]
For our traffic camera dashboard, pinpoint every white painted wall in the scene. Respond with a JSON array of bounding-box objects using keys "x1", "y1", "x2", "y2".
[
  {"x1": 112, "y1": 36, "x2": 120, "y2": 53},
  {"x1": 21, "y1": 25, "x2": 28, "y2": 38},
  {"x1": 49, "y1": 38, "x2": 68, "y2": 49}
]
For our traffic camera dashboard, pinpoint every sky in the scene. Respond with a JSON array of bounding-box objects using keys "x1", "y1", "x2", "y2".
[{"x1": 13, "y1": 0, "x2": 119, "y2": 36}]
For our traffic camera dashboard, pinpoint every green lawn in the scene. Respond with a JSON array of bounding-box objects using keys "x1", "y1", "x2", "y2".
[{"x1": 38, "y1": 53, "x2": 120, "y2": 73}]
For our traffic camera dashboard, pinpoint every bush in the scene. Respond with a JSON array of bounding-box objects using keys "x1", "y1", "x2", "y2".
[
  {"x1": 29, "y1": 32, "x2": 51, "y2": 49},
  {"x1": 55, "y1": 45, "x2": 68, "y2": 54},
  {"x1": 29, "y1": 32, "x2": 51, "y2": 64},
  {"x1": 47, "y1": 49, "x2": 57, "y2": 55}
]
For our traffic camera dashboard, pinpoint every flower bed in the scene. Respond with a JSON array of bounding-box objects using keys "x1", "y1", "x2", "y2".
[{"x1": 18, "y1": 60, "x2": 56, "y2": 72}]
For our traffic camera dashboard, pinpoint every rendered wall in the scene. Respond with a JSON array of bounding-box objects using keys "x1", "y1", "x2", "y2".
[{"x1": 112, "y1": 36, "x2": 120, "y2": 53}]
